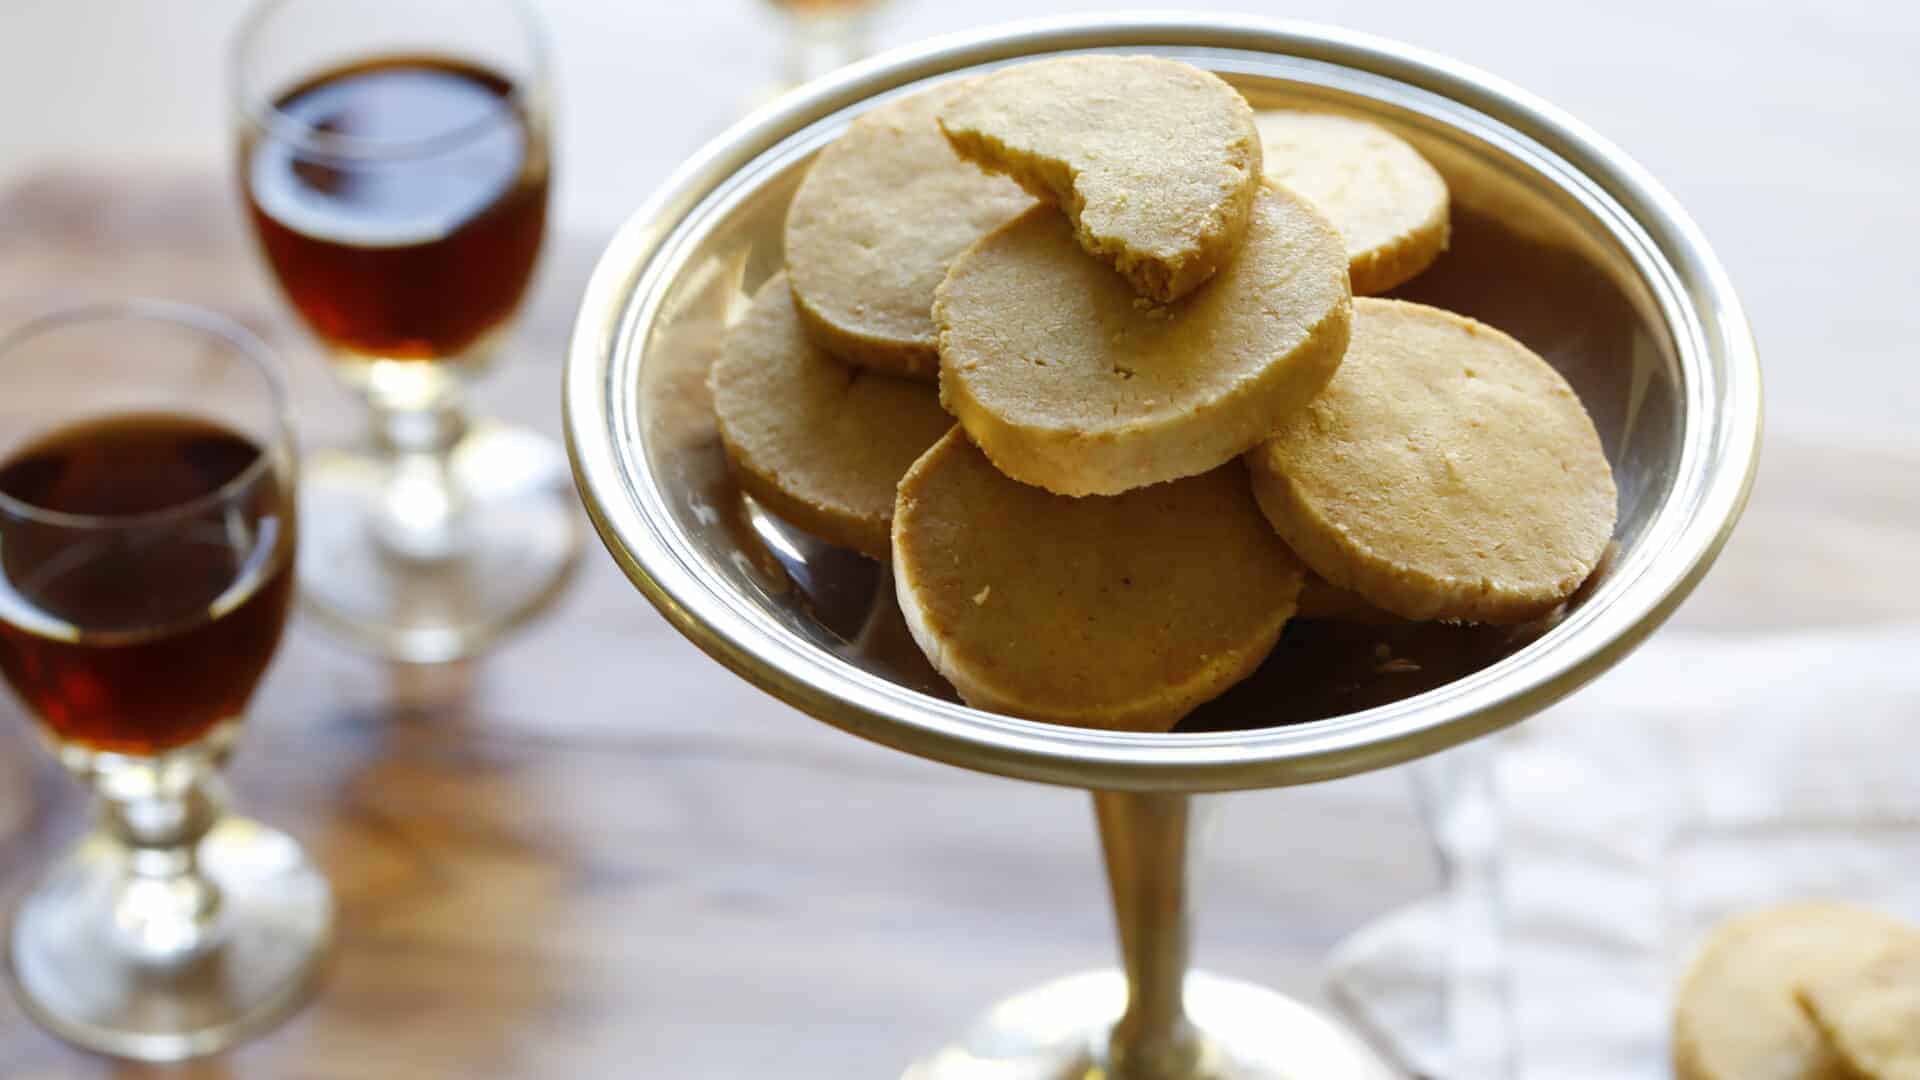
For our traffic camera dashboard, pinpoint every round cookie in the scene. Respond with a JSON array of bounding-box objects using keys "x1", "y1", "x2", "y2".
[
  {"x1": 892, "y1": 428, "x2": 1305, "y2": 732},
  {"x1": 938, "y1": 55, "x2": 1261, "y2": 303},
  {"x1": 934, "y1": 183, "x2": 1351, "y2": 497},
  {"x1": 710, "y1": 274, "x2": 953, "y2": 559},
  {"x1": 1247, "y1": 298, "x2": 1615, "y2": 624},
  {"x1": 1799, "y1": 937, "x2": 1920, "y2": 1080},
  {"x1": 1255, "y1": 110, "x2": 1451, "y2": 296},
  {"x1": 1674, "y1": 904, "x2": 1918, "y2": 1080},
  {"x1": 786, "y1": 80, "x2": 1034, "y2": 379}
]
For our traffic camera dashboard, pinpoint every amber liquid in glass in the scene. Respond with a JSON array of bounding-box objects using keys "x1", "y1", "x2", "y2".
[
  {"x1": 0, "y1": 415, "x2": 294, "y2": 755},
  {"x1": 242, "y1": 55, "x2": 547, "y2": 360},
  {"x1": 767, "y1": 0, "x2": 882, "y2": 11}
]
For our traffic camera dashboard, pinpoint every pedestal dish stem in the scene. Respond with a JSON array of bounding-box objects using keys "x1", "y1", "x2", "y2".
[{"x1": 1094, "y1": 789, "x2": 1206, "y2": 1079}]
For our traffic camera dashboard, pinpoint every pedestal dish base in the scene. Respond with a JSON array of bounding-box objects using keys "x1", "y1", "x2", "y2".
[{"x1": 901, "y1": 970, "x2": 1398, "y2": 1079}]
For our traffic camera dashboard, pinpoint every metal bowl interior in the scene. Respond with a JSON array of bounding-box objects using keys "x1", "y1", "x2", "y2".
[{"x1": 565, "y1": 15, "x2": 1759, "y2": 792}]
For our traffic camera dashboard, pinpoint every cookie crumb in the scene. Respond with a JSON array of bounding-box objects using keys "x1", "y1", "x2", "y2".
[{"x1": 973, "y1": 585, "x2": 991, "y2": 605}]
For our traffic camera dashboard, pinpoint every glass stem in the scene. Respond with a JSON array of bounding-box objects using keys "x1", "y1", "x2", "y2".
[
  {"x1": 783, "y1": 13, "x2": 873, "y2": 87},
  {"x1": 1094, "y1": 789, "x2": 1207, "y2": 1080},
  {"x1": 89, "y1": 750, "x2": 226, "y2": 963},
  {"x1": 373, "y1": 398, "x2": 470, "y2": 562}
]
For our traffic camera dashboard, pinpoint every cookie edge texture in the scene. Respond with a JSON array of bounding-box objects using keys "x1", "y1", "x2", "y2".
[
  {"x1": 890, "y1": 430, "x2": 1302, "y2": 731},
  {"x1": 933, "y1": 188, "x2": 1354, "y2": 497},
  {"x1": 1247, "y1": 299, "x2": 1616, "y2": 624},
  {"x1": 939, "y1": 56, "x2": 1262, "y2": 303}
]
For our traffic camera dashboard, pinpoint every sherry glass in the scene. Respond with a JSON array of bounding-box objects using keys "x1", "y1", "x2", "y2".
[
  {"x1": 232, "y1": 0, "x2": 577, "y2": 663},
  {"x1": 0, "y1": 301, "x2": 329, "y2": 1062},
  {"x1": 567, "y1": 16, "x2": 1761, "y2": 1076},
  {"x1": 762, "y1": 0, "x2": 890, "y2": 89}
]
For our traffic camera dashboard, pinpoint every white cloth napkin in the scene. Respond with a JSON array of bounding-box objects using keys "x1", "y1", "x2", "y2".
[{"x1": 1326, "y1": 622, "x2": 1920, "y2": 1079}]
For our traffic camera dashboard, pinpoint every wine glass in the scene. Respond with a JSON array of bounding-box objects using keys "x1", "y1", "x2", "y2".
[
  {"x1": 231, "y1": 0, "x2": 578, "y2": 663},
  {"x1": 0, "y1": 301, "x2": 329, "y2": 1062},
  {"x1": 566, "y1": 16, "x2": 1761, "y2": 1076},
  {"x1": 762, "y1": 0, "x2": 890, "y2": 89}
]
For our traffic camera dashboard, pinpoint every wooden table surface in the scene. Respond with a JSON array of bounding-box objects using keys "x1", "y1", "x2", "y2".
[{"x1": 0, "y1": 163, "x2": 1915, "y2": 1079}]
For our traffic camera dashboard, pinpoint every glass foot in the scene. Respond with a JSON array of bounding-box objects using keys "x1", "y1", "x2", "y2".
[
  {"x1": 902, "y1": 970, "x2": 1397, "y2": 1080},
  {"x1": 299, "y1": 421, "x2": 581, "y2": 662},
  {"x1": 6, "y1": 818, "x2": 332, "y2": 1063}
]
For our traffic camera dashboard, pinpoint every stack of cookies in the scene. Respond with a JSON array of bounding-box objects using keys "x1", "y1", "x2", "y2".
[{"x1": 710, "y1": 56, "x2": 1616, "y2": 732}]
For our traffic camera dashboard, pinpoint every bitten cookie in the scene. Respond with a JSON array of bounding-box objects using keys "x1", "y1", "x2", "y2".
[
  {"x1": 710, "y1": 274, "x2": 953, "y2": 559},
  {"x1": 1247, "y1": 298, "x2": 1615, "y2": 623},
  {"x1": 785, "y1": 79, "x2": 1034, "y2": 379},
  {"x1": 1675, "y1": 904, "x2": 1919, "y2": 1080},
  {"x1": 1254, "y1": 110, "x2": 1450, "y2": 296},
  {"x1": 892, "y1": 428, "x2": 1305, "y2": 732},
  {"x1": 1799, "y1": 937, "x2": 1920, "y2": 1080},
  {"x1": 934, "y1": 183, "x2": 1351, "y2": 496},
  {"x1": 938, "y1": 55, "x2": 1261, "y2": 302}
]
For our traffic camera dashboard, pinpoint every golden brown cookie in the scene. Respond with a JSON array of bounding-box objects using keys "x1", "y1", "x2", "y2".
[
  {"x1": 710, "y1": 274, "x2": 953, "y2": 559},
  {"x1": 934, "y1": 183, "x2": 1351, "y2": 497},
  {"x1": 785, "y1": 80, "x2": 1034, "y2": 379},
  {"x1": 1799, "y1": 937, "x2": 1920, "y2": 1080},
  {"x1": 1254, "y1": 110, "x2": 1450, "y2": 295},
  {"x1": 1247, "y1": 298, "x2": 1614, "y2": 624},
  {"x1": 938, "y1": 55, "x2": 1261, "y2": 302},
  {"x1": 1675, "y1": 904, "x2": 1918, "y2": 1080},
  {"x1": 892, "y1": 428, "x2": 1305, "y2": 731}
]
